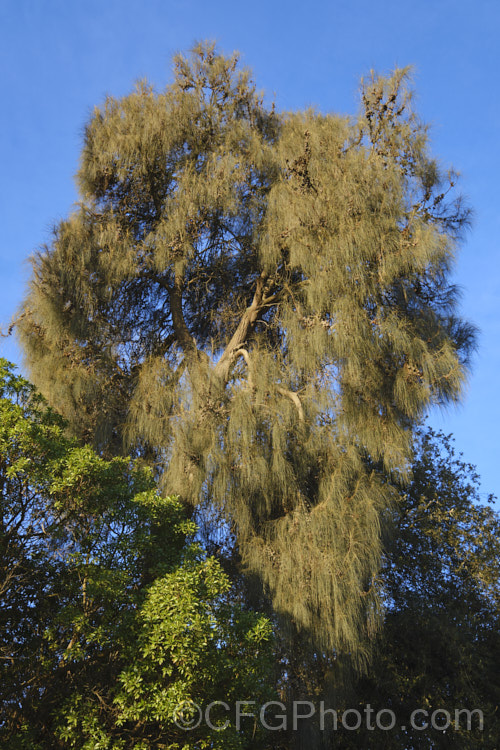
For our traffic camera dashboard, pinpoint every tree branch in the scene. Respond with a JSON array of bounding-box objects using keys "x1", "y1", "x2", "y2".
[
  {"x1": 214, "y1": 272, "x2": 268, "y2": 381},
  {"x1": 168, "y1": 273, "x2": 198, "y2": 356},
  {"x1": 276, "y1": 386, "x2": 304, "y2": 422},
  {"x1": 233, "y1": 347, "x2": 253, "y2": 390}
]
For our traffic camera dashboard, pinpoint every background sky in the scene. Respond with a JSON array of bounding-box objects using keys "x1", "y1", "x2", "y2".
[{"x1": 1, "y1": 0, "x2": 498, "y2": 498}]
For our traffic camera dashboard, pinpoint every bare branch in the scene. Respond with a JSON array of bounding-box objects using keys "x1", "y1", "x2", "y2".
[
  {"x1": 1, "y1": 311, "x2": 27, "y2": 337},
  {"x1": 233, "y1": 347, "x2": 253, "y2": 390},
  {"x1": 168, "y1": 273, "x2": 198, "y2": 356},
  {"x1": 276, "y1": 386, "x2": 305, "y2": 422},
  {"x1": 214, "y1": 271, "x2": 268, "y2": 381}
]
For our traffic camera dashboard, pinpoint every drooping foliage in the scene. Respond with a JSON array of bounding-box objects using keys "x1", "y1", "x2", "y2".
[
  {"x1": 0, "y1": 360, "x2": 275, "y2": 749},
  {"x1": 267, "y1": 429, "x2": 500, "y2": 750},
  {"x1": 17, "y1": 43, "x2": 475, "y2": 656}
]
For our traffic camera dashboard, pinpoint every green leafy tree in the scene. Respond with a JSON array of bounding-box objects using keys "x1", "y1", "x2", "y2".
[
  {"x1": 0, "y1": 360, "x2": 274, "y2": 749},
  {"x1": 332, "y1": 428, "x2": 500, "y2": 749},
  {"x1": 16, "y1": 43, "x2": 475, "y2": 657}
]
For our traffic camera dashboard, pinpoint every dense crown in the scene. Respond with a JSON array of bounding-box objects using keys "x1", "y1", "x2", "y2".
[
  {"x1": 0, "y1": 360, "x2": 274, "y2": 749},
  {"x1": 17, "y1": 43, "x2": 475, "y2": 655}
]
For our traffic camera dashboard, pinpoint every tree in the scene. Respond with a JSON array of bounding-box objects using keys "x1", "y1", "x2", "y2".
[
  {"x1": 332, "y1": 428, "x2": 500, "y2": 749},
  {"x1": 16, "y1": 43, "x2": 475, "y2": 657},
  {"x1": 0, "y1": 360, "x2": 274, "y2": 749}
]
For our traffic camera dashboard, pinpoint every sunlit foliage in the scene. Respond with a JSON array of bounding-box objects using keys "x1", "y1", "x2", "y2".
[
  {"x1": 0, "y1": 361, "x2": 274, "y2": 749},
  {"x1": 17, "y1": 43, "x2": 475, "y2": 656}
]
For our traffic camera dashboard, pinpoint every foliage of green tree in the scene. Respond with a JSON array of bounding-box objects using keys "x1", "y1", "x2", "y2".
[
  {"x1": 0, "y1": 360, "x2": 274, "y2": 749},
  {"x1": 17, "y1": 42, "x2": 476, "y2": 657},
  {"x1": 330, "y1": 428, "x2": 500, "y2": 749}
]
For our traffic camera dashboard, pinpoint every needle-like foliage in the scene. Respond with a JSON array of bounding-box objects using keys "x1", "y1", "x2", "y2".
[{"x1": 17, "y1": 43, "x2": 475, "y2": 658}]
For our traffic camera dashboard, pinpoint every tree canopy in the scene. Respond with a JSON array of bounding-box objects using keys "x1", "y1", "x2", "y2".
[
  {"x1": 17, "y1": 42, "x2": 476, "y2": 656},
  {"x1": 0, "y1": 359, "x2": 274, "y2": 749},
  {"x1": 2, "y1": 362, "x2": 498, "y2": 748},
  {"x1": 334, "y1": 428, "x2": 500, "y2": 749}
]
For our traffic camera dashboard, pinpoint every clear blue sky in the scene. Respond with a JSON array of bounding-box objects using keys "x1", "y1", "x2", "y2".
[{"x1": 1, "y1": 0, "x2": 498, "y2": 497}]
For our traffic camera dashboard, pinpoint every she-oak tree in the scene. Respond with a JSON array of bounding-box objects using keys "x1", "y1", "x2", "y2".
[{"x1": 16, "y1": 43, "x2": 475, "y2": 658}]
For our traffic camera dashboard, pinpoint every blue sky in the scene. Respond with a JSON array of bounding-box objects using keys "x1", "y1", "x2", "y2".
[{"x1": 1, "y1": 0, "x2": 498, "y2": 497}]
